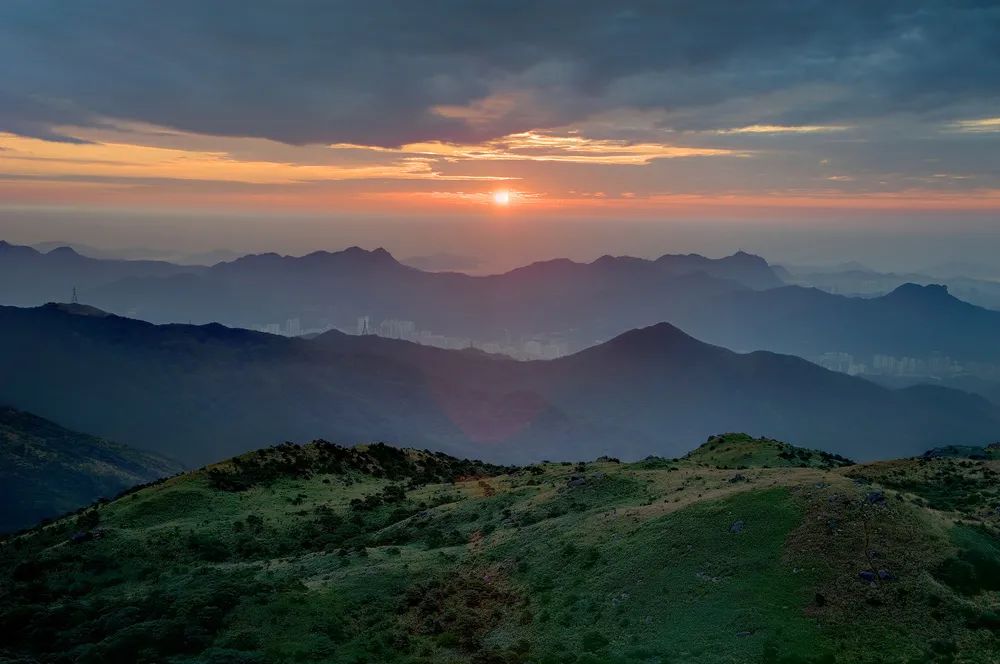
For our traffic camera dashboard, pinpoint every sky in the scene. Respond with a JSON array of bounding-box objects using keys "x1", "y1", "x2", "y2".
[{"x1": 1, "y1": 1, "x2": 999, "y2": 270}]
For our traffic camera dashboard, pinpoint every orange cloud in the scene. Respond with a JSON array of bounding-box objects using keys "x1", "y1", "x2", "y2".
[
  {"x1": 340, "y1": 130, "x2": 743, "y2": 165},
  {"x1": 714, "y1": 124, "x2": 851, "y2": 135},
  {"x1": 0, "y1": 132, "x2": 511, "y2": 184}
]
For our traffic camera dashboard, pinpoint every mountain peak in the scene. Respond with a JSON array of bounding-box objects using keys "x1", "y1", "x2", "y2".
[
  {"x1": 296, "y1": 246, "x2": 400, "y2": 265},
  {"x1": 340, "y1": 245, "x2": 397, "y2": 261},
  {"x1": 591, "y1": 254, "x2": 649, "y2": 269},
  {"x1": 654, "y1": 252, "x2": 707, "y2": 264},
  {"x1": 42, "y1": 302, "x2": 112, "y2": 317},
  {"x1": 727, "y1": 250, "x2": 769, "y2": 265},
  {"x1": 885, "y1": 282, "x2": 954, "y2": 302},
  {"x1": 890, "y1": 282, "x2": 948, "y2": 295},
  {"x1": 219, "y1": 246, "x2": 402, "y2": 272},
  {"x1": 325, "y1": 246, "x2": 403, "y2": 269},
  {"x1": 0, "y1": 240, "x2": 39, "y2": 256},
  {"x1": 46, "y1": 246, "x2": 82, "y2": 258},
  {"x1": 508, "y1": 257, "x2": 579, "y2": 277},
  {"x1": 601, "y1": 322, "x2": 702, "y2": 352}
]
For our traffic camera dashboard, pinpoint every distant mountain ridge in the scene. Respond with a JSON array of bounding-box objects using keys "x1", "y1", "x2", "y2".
[
  {"x1": 8, "y1": 240, "x2": 1000, "y2": 366},
  {"x1": 781, "y1": 260, "x2": 1000, "y2": 311},
  {"x1": 0, "y1": 240, "x2": 200, "y2": 306},
  {"x1": 682, "y1": 281, "x2": 1000, "y2": 362},
  {"x1": 0, "y1": 303, "x2": 995, "y2": 467},
  {"x1": 0, "y1": 241, "x2": 780, "y2": 348},
  {"x1": 654, "y1": 249, "x2": 781, "y2": 289},
  {"x1": 30, "y1": 241, "x2": 243, "y2": 265}
]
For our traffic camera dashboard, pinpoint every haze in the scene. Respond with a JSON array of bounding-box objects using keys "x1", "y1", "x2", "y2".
[{"x1": 1, "y1": 1, "x2": 998, "y2": 273}]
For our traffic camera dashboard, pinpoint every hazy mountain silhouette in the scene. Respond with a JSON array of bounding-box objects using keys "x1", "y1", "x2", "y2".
[
  {"x1": 679, "y1": 282, "x2": 1000, "y2": 362},
  {"x1": 7, "y1": 241, "x2": 1000, "y2": 363},
  {"x1": 0, "y1": 240, "x2": 200, "y2": 306},
  {"x1": 0, "y1": 303, "x2": 995, "y2": 466},
  {"x1": 30, "y1": 241, "x2": 245, "y2": 265},
  {"x1": 77, "y1": 246, "x2": 764, "y2": 345},
  {"x1": 0, "y1": 405, "x2": 182, "y2": 533},
  {"x1": 0, "y1": 240, "x2": 777, "y2": 333},
  {"x1": 780, "y1": 262, "x2": 1000, "y2": 310},
  {"x1": 653, "y1": 250, "x2": 782, "y2": 289}
]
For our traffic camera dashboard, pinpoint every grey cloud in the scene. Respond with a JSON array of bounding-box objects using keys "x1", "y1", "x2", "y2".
[{"x1": 0, "y1": 0, "x2": 998, "y2": 146}]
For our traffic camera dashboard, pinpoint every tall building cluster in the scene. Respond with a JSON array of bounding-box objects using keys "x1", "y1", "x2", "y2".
[
  {"x1": 818, "y1": 351, "x2": 969, "y2": 378},
  {"x1": 353, "y1": 316, "x2": 568, "y2": 360}
]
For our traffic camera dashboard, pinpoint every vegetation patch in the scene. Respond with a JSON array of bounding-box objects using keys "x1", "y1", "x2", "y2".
[
  {"x1": 206, "y1": 441, "x2": 512, "y2": 491},
  {"x1": 2, "y1": 436, "x2": 999, "y2": 663},
  {"x1": 685, "y1": 433, "x2": 854, "y2": 470}
]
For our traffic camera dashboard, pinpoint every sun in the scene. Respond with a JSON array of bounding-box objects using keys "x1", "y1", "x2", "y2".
[{"x1": 492, "y1": 189, "x2": 510, "y2": 205}]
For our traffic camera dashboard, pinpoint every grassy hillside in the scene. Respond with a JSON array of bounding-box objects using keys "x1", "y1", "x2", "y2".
[
  {"x1": 1, "y1": 434, "x2": 998, "y2": 663},
  {"x1": 682, "y1": 432, "x2": 854, "y2": 469},
  {"x1": 0, "y1": 406, "x2": 183, "y2": 533}
]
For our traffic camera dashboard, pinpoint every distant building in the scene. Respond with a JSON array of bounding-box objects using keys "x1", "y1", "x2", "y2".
[
  {"x1": 817, "y1": 352, "x2": 854, "y2": 373},
  {"x1": 523, "y1": 340, "x2": 543, "y2": 358},
  {"x1": 378, "y1": 319, "x2": 416, "y2": 340}
]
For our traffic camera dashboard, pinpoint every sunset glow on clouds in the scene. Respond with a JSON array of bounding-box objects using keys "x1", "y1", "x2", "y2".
[
  {"x1": 0, "y1": 1, "x2": 998, "y2": 217},
  {"x1": 1, "y1": 114, "x2": 997, "y2": 216}
]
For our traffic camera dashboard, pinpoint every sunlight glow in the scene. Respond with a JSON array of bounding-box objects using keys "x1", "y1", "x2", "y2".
[
  {"x1": 950, "y1": 117, "x2": 1000, "y2": 132},
  {"x1": 493, "y1": 189, "x2": 511, "y2": 205}
]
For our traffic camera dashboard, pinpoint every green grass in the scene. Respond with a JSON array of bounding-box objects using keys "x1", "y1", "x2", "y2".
[
  {"x1": 1, "y1": 438, "x2": 999, "y2": 663},
  {"x1": 848, "y1": 457, "x2": 1000, "y2": 518},
  {"x1": 684, "y1": 433, "x2": 854, "y2": 470},
  {"x1": 489, "y1": 488, "x2": 821, "y2": 663}
]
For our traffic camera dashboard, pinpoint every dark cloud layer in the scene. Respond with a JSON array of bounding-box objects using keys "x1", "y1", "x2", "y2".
[{"x1": 1, "y1": 0, "x2": 999, "y2": 146}]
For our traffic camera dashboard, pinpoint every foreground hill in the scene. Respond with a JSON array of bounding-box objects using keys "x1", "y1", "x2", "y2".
[
  {"x1": 2, "y1": 435, "x2": 998, "y2": 663},
  {"x1": 0, "y1": 406, "x2": 183, "y2": 533},
  {"x1": 0, "y1": 304, "x2": 997, "y2": 465}
]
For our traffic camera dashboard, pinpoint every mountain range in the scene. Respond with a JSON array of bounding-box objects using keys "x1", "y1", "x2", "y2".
[
  {"x1": 0, "y1": 240, "x2": 199, "y2": 307},
  {"x1": 5, "y1": 241, "x2": 1000, "y2": 369},
  {"x1": 781, "y1": 262, "x2": 1000, "y2": 311},
  {"x1": 0, "y1": 302, "x2": 996, "y2": 467},
  {"x1": 0, "y1": 240, "x2": 778, "y2": 343}
]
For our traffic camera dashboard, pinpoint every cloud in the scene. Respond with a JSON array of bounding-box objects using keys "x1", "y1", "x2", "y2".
[
  {"x1": 0, "y1": 132, "x2": 514, "y2": 184},
  {"x1": 950, "y1": 117, "x2": 1000, "y2": 132},
  {"x1": 380, "y1": 131, "x2": 744, "y2": 165},
  {"x1": 713, "y1": 125, "x2": 852, "y2": 135},
  {"x1": 1, "y1": 1, "x2": 998, "y2": 146}
]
